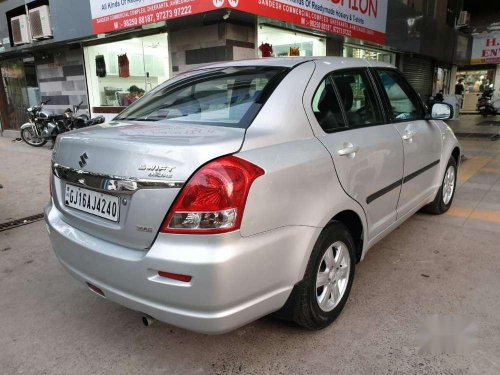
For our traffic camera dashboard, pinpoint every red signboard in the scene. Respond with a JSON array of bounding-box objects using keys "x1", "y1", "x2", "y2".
[
  {"x1": 91, "y1": 1, "x2": 222, "y2": 35},
  {"x1": 91, "y1": 0, "x2": 388, "y2": 45},
  {"x1": 236, "y1": 0, "x2": 387, "y2": 45}
]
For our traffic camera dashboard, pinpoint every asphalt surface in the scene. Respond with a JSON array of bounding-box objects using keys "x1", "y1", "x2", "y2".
[{"x1": 1, "y1": 125, "x2": 500, "y2": 375}]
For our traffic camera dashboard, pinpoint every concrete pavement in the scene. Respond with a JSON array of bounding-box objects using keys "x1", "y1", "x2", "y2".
[
  {"x1": 0, "y1": 137, "x2": 52, "y2": 223},
  {"x1": 1, "y1": 119, "x2": 500, "y2": 374}
]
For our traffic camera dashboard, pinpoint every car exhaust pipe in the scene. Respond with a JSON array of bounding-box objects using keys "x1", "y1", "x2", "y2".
[{"x1": 142, "y1": 315, "x2": 156, "y2": 327}]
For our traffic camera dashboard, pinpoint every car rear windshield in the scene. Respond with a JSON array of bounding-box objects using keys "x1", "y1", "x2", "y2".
[{"x1": 114, "y1": 66, "x2": 290, "y2": 128}]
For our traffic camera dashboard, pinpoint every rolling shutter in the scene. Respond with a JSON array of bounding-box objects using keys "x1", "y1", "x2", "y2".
[{"x1": 401, "y1": 56, "x2": 434, "y2": 98}]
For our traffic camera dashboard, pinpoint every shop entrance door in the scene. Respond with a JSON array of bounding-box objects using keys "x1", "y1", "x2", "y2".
[{"x1": 0, "y1": 59, "x2": 40, "y2": 131}]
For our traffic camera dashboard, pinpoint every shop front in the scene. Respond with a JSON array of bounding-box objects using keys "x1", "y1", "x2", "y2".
[
  {"x1": 343, "y1": 42, "x2": 396, "y2": 65},
  {"x1": 257, "y1": 24, "x2": 326, "y2": 58},
  {"x1": 0, "y1": 58, "x2": 40, "y2": 133},
  {"x1": 458, "y1": 32, "x2": 500, "y2": 112},
  {"x1": 456, "y1": 66, "x2": 496, "y2": 112},
  {"x1": 83, "y1": 33, "x2": 170, "y2": 120},
  {"x1": 81, "y1": 0, "x2": 391, "y2": 119}
]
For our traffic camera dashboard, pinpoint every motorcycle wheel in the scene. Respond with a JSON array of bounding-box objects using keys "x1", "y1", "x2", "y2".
[{"x1": 21, "y1": 127, "x2": 47, "y2": 147}]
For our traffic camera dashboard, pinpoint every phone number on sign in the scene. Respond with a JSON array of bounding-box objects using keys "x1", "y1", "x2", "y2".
[{"x1": 121, "y1": 6, "x2": 192, "y2": 28}]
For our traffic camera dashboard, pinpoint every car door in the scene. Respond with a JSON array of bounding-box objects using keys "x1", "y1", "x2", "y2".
[
  {"x1": 373, "y1": 68, "x2": 442, "y2": 219},
  {"x1": 307, "y1": 67, "x2": 404, "y2": 240}
]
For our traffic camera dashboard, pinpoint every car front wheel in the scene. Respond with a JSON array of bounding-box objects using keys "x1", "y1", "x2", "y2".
[
  {"x1": 288, "y1": 222, "x2": 356, "y2": 330},
  {"x1": 424, "y1": 156, "x2": 458, "y2": 215}
]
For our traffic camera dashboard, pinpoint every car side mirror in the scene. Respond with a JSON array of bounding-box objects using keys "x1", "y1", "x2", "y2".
[{"x1": 431, "y1": 103, "x2": 453, "y2": 120}]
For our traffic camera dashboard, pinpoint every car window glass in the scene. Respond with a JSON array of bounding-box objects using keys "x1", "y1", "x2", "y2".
[
  {"x1": 377, "y1": 69, "x2": 424, "y2": 121},
  {"x1": 114, "y1": 67, "x2": 289, "y2": 128},
  {"x1": 312, "y1": 78, "x2": 347, "y2": 132},
  {"x1": 331, "y1": 70, "x2": 383, "y2": 128}
]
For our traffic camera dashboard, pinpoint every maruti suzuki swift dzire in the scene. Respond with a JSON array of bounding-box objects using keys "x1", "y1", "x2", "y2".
[{"x1": 46, "y1": 57, "x2": 460, "y2": 333}]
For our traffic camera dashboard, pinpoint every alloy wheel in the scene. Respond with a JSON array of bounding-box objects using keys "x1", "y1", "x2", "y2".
[
  {"x1": 316, "y1": 241, "x2": 351, "y2": 312},
  {"x1": 442, "y1": 165, "x2": 456, "y2": 205}
]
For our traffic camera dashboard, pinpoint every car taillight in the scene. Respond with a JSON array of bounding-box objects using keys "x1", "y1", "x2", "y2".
[{"x1": 160, "y1": 155, "x2": 264, "y2": 234}]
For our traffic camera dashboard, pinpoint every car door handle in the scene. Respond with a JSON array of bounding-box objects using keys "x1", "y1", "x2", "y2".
[
  {"x1": 337, "y1": 144, "x2": 359, "y2": 157},
  {"x1": 402, "y1": 130, "x2": 416, "y2": 141}
]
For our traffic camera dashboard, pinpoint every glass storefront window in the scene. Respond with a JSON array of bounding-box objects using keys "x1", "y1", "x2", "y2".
[
  {"x1": 84, "y1": 34, "x2": 170, "y2": 113},
  {"x1": 343, "y1": 44, "x2": 396, "y2": 66},
  {"x1": 434, "y1": 67, "x2": 450, "y2": 94},
  {"x1": 456, "y1": 69, "x2": 495, "y2": 93},
  {"x1": 258, "y1": 25, "x2": 326, "y2": 58}
]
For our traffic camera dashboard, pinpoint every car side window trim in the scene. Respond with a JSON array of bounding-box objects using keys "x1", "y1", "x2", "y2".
[
  {"x1": 310, "y1": 73, "x2": 349, "y2": 134},
  {"x1": 368, "y1": 67, "x2": 394, "y2": 122},
  {"x1": 365, "y1": 69, "x2": 390, "y2": 124},
  {"x1": 330, "y1": 67, "x2": 386, "y2": 129},
  {"x1": 371, "y1": 68, "x2": 427, "y2": 123},
  {"x1": 327, "y1": 74, "x2": 350, "y2": 131},
  {"x1": 310, "y1": 68, "x2": 390, "y2": 135}
]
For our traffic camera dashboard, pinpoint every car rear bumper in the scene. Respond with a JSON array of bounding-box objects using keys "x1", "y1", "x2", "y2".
[{"x1": 44, "y1": 202, "x2": 320, "y2": 334}]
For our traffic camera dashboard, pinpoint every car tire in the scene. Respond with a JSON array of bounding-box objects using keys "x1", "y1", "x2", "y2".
[
  {"x1": 424, "y1": 156, "x2": 457, "y2": 215},
  {"x1": 285, "y1": 222, "x2": 356, "y2": 330}
]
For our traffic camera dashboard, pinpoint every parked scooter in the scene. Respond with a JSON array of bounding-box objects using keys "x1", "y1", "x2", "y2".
[
  {"x1": 20, "y1": 101, "x2": 105, "y2": 147},
  {"x1": 477, "y1": 86, "x2": 500, "y2": 117}
]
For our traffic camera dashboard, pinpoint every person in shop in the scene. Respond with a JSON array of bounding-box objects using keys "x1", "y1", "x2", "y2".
[
  {"x1": 480, "y1": 79, "x2": 490, "y2": 92},
  {"x1": 123, "y1": 86, "x2": 140, "y2": 106},
  {"x1": 454, "y1": 78, "x2": 465, "y2": 96},
  {"x1": 137, "y1": 89, "x2": 146, "y2": 99}
]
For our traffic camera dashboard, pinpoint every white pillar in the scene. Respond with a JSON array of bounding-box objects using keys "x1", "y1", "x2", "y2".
[
  {"x1": 449, "y1": 65, "x2": 458, "y2": 95},
  {"x1": 494, "y1": 65, "x2": 500, "y2": 91}
]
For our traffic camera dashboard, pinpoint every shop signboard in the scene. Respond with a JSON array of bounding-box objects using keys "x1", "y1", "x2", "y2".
[
  {"x1": 91, "y1": 0, "x2": 388, "y2": 45},
  {"x1": 471, "y1": 33, "x2": 500, "y2": 65},
  {"x1": 90, "y1": 0, "x2": 222, "y2": 34},
  {"x1": 236, "y1": 0, "x2": 388, "y2": 45}
]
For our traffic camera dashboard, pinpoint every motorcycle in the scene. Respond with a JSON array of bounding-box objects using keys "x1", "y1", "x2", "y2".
[
  {"x1": 20, "y1": 99, "x2": 56, "y2": 147},
  {"x1": 477, "y1": 86, "x2": 500, "y2": 117},
  {"x1": 20, "y1": 101, "x2": 105, "y2": 147}
]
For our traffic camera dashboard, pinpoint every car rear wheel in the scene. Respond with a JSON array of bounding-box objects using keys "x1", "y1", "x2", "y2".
[
  {"x1": 287, "y1": 222, "x2": 356, "y2": 330},
  {"x1": 424, "y1": 156, "x2": 457, "y2": 215}
]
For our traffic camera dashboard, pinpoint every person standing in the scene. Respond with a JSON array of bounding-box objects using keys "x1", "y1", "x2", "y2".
[{"x1": 454, "y1": 78, "x2": 465, "y2": 96}]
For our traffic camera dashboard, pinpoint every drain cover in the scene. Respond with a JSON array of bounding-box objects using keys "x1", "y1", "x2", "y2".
[{"x1": 0, "y1": 213, "x2": 45, "y2": 232}]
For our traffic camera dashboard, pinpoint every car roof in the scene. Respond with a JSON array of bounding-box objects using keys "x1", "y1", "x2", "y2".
[{"x1": 194, "y1": 57, "x2": 395, "y2": 70}]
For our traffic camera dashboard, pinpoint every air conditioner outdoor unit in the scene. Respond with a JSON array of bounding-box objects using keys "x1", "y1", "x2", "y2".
[
  {"x1": 11, "y1": 15, "x2": 31, "y2": 45},
  {"x1": 29, "y1": 5, "x2": 53, "y2": 40},
  {"x1": 456, "y1": 11, "x2": 470, "y2": 29}
]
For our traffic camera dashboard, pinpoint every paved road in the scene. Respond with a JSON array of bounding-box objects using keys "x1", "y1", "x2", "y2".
[
  {"x1": 0, "y1": 137, "x2": 52, "y2": 223},
  {"x1": 0, "y1": 132, "x2": 499, "y2": 374}
]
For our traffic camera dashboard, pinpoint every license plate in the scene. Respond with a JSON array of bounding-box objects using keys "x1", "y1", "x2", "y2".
[{"x1": 65, "y1": 184, "x2": 120, "y2": 222}]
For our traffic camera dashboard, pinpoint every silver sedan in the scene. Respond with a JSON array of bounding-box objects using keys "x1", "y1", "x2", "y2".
[{"x1": 45, "y1": 57, "x2": 460, "y2": 334}]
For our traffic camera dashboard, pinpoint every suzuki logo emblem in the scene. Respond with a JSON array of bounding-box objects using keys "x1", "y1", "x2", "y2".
[{"x1": 79, "y1": 153, "x2": 88, "y2": 168}]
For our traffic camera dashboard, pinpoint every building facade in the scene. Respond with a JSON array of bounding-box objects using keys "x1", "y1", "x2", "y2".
[
  {"x1": 0, "y1": 0, "x2": 468, "y2": 135},
  {"x1": 453, "y1": 0, "x2": 500, "y2": 112}
]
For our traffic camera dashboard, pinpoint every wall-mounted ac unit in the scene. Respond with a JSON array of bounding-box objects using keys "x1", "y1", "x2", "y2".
[
  {"x1": 11, "y1": 15, "x2": 31, "y2": 45},
  {"x1": 456, "y1": 11, "x2": 470, "y2": 29},
  {"x1": 29, "y1": 5, "x2": 53, "y2": 40}
]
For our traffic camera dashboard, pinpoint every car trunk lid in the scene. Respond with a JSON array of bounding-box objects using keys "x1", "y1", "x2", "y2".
[{"x1": 51, "y1": 121, "x2": 245, "y2": 250}]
